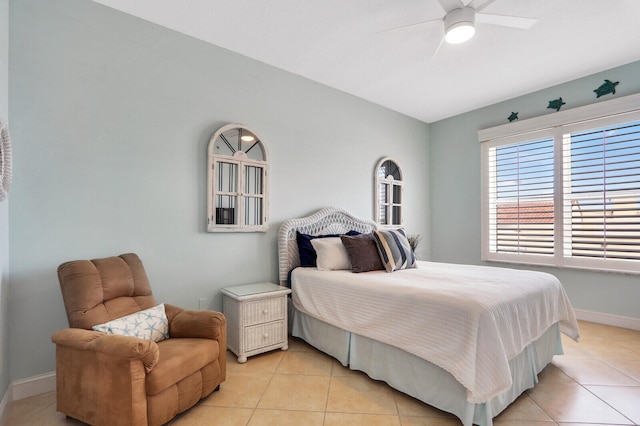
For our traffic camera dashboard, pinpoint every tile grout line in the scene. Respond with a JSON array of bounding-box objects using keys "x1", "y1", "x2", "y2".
[
  {"x1": 322, "y1": 362, "x2": 334, "y2": 426},
  {"x1": 580, "y1": 383, "x2": 638, "y2": 426},
  {"x1": 245, "y1": 351, "x2": 284, "y2": 425}
]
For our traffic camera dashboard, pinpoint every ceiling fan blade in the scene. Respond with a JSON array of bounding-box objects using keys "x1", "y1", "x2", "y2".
[
  {"x1": 375, "y1": 18, "x2": 440, "y2": 35},
  {"x1": 430, "y1": 34, "x2": 446, "y2": 63},
  {"x1": 467, "y1": 0, "x2": 497, "y2": 12},
  {"x1": 436, "y1": 0, "x2": 464, "y2": 13},
  {"x1": 476, "y1": 13, "x2": 537, "y2": 29}
]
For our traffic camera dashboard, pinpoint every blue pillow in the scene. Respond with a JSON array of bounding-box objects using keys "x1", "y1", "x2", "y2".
[{"x1": 297, "y1": 230, "x2": 360, "y2": 267}]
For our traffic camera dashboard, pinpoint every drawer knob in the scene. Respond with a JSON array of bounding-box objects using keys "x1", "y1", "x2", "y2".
[
  {"x1": 263, "y1": 333, "x2": 268, "y2": 339},
  {"x1": 262, "y1": 309, "x2": 269, "y2": 314}
]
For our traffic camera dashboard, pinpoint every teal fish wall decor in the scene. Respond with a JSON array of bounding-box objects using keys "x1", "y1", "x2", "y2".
[
  {"x1": 547, "y1": 97, "x2": 566, "y2": 112},
  {"x1": 593, "y1": 79, "x2": 619, "y2": 98},
  {"x1": 508, "y1": 112, "x2": 519, "y2": 122}
]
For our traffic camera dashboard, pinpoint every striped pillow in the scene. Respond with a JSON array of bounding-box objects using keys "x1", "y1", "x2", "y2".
[{"x1": 373, "y1": 229, "x2": 417, "y2": 272}]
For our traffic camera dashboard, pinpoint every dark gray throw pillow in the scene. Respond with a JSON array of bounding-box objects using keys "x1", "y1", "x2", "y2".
[{"x1": 340, "y1": 233, "x2": 385, "y2": 273}]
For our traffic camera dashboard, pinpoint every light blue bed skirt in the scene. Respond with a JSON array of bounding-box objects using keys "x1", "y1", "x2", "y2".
[{"x1": 292, "y1": 308, "x2": 563, "y2": 426}]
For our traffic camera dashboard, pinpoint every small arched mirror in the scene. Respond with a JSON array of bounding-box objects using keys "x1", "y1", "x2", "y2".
[
  {"x1": 375, "y1": 157, "x2": 403, "y2": 227},
  {"x1": 207, "y1": 124, "x2": 269, "y2": 232},
  {"x1": 0, "y1": 118, "x2": 12, "y2": 202}
]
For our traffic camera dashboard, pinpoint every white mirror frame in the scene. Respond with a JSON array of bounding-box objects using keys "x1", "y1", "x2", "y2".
[
  {"x1": 374, "y1": 156, "x2": 403, "y2": 227},
  {"x1": 0, "y1": 118, "x2": 12, "y2": 202},
  {"x1": 207, "y1": 123, "x2": 269, "y2": 233}
]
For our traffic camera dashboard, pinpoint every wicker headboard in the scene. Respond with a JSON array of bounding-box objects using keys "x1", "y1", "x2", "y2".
[{"x1": 277, "y1": 207, "x2": 378, "y2": 285}]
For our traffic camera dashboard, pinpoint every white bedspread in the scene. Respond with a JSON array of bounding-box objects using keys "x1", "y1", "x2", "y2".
[{"x1": 291, "y1": 261, "x2": 580, "y2": 403}]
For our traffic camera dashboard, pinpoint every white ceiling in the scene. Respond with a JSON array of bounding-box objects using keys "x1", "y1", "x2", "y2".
[{"x1": 92, "y1": 0, "x2": 640, "y2": 123}]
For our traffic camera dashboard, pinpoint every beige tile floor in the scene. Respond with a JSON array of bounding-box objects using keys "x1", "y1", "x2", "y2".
[{"x1": 5, "y1": 320, "x2": 640, "y2": 426}]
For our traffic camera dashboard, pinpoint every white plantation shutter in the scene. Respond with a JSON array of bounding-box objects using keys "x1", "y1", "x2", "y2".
[
  {"x1": 489, "y1": 137, "x2": 555, "y2": 255},
  {"x1": 480, "y1": 93, "x2": 640, "y2": 273},
  {"x1": 563, "y1": 121, "x2": 640, "y2": 261}
]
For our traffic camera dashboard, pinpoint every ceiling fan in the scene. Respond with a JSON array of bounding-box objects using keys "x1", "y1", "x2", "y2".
[{"x1": 381, "y1": 0, "x2": 537, "y2": 58}]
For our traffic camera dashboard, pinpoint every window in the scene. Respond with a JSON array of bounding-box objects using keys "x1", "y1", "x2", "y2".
[
  {"x1": 563, "y1": 121, "x2": 640, "y2": 262},
  {"x1": 488, "y1": 136, "x2": 555, "y2": 256},
  {"x1": 207, "y1": 124, "x2": 268, "y2": 232},
  {"x1": 480, "y1": 93, "x2": 640, "y2": 273},
  {"x1": 375, "y1": 157, "x2": 403, "y2": 227}
]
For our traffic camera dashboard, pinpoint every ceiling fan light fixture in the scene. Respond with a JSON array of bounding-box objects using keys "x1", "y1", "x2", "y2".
[
  {"x1": 444, "y1": 7, "x2": 476, "y2": 44},
  {"x1": 445, "y1": 22, "x2": 475, "y2": 44}
]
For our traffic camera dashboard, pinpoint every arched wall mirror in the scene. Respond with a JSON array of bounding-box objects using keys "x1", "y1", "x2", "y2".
[
  {"x1": 207, "y1": 123, "x2": 269, "y2": 232},
  {"x1": 374, "y1": 157, "x2": 403, "y2": 227}
]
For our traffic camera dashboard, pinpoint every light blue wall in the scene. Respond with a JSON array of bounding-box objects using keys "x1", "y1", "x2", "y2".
[
  {"x1": 0, "y1": 0, "x2": 10, "y2": 405},
  {"x1": 7, "y1": 0, "x2": 430, "y2": 381},
  {"x1": 430, "y1": 60, "x2": 640, "y2": 320}
]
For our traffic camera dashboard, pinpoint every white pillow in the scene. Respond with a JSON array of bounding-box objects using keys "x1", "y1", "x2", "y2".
[
  {"x1": 311, "y1": 237, "x2": 352, "y2": 271},
  {"x1": 92, "y1": 303, "x2": 169, "y2": 342}
]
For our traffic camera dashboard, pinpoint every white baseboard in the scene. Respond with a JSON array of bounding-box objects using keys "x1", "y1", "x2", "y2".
[
  {"x1": 574, "y1": 309, "x2": 640, "y2": 331},
  {"x1": 11, "y1": 371, "x2": 56, "y2": 401},
  {"x1": 0, "y1": 373, "x2": 56, "y2": 425},
  {"x1": 0, "y1": 384, "x2": 12, "y2": 426}
]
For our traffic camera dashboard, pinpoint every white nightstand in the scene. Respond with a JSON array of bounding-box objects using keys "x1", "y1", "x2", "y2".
[{"x1": 221, "y1": 282, "x2": 292, "y2": 363}]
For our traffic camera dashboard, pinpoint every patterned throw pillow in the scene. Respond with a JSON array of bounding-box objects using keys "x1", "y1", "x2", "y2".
[
  {"x1": 92, "y1": 303, "x2": 169, "y2": 342},
  {"x1": 373, "y1": 229, "x2": 417, "y2": 272}
]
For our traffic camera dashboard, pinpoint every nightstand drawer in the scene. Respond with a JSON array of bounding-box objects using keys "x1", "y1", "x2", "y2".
[
  {"x1": 244, "y1": 320, "x2": 286, "y2": 351},
  {"x1": 243, "y1": 297, "x2": 285, "y2": 326}
]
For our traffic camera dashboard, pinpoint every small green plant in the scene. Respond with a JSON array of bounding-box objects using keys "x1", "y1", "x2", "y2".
[{"x1": 407, "y1": 234, "x2": 422, "y2": 253}]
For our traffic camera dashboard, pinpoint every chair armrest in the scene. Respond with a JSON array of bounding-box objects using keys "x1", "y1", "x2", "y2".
[
  {"x1": 51, "y1": 328, "x2": 159, "y2": 372},
  {"x1": 165, "y1": 304, "x2": 226, "y2": 340}
]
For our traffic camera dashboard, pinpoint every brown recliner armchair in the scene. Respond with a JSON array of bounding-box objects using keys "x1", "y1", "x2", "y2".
[{"x1": 51, "y1": 253, "x2": 226, "y2": 426}]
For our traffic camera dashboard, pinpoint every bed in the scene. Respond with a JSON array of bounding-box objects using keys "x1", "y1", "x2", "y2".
[{"x1": 278, "y1": 207, "x2": 580, "y2": 426}]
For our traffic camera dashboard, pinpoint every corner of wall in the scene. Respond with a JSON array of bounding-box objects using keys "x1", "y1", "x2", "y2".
[
  {"x1": 0, "y1": 382, "x2": 11, "y2": 426},
  {"x1": 1, "y1": 0, "x2": 11, "y2": 416}
]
